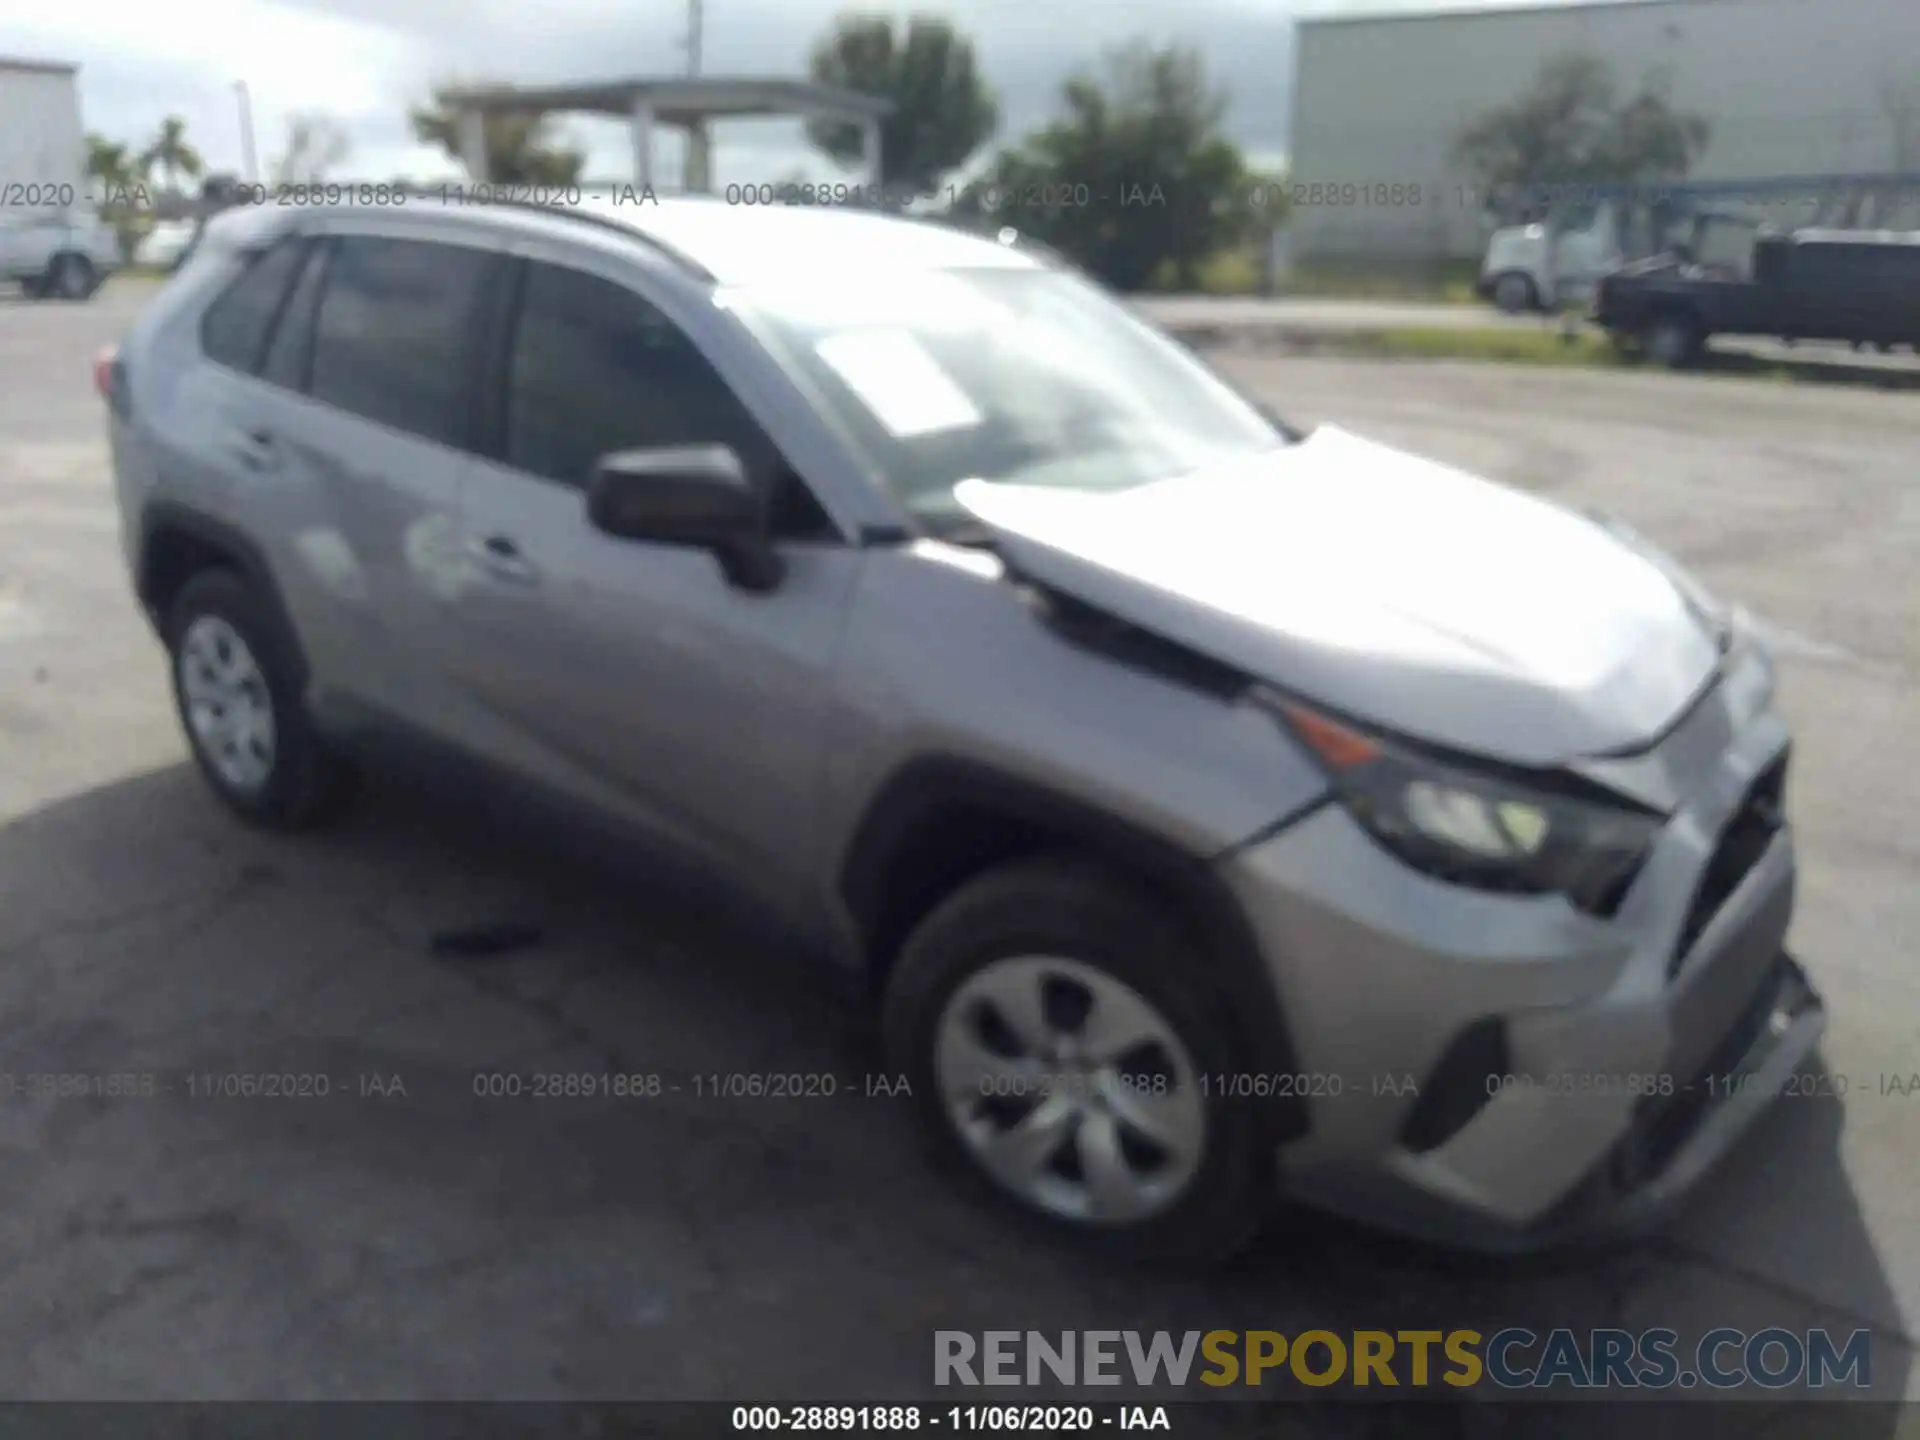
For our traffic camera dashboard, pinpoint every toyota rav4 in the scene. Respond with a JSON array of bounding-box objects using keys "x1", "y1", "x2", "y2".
[{"x1": 100, "y1": 195, "x2": 1824, "y2": 1260}]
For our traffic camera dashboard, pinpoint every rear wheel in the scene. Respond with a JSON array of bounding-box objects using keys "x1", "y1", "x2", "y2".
[
  {"x1": 48, "y1": 253, "x2": 96, "y2": 301},
  {"x1": 1644, "y1": 313, "x2": 1703, "y2": 369},
  {"x1": 882, "y1": 855, "x2": 1267, "y2": 1263},
  {"x1": 166, "y1": 570, "x2": 355, "y2": 829}
]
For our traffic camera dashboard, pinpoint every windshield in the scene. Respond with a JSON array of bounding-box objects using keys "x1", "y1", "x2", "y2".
[{"x1": 735, "y1": 266, "x2": 1286, "y2": 525}]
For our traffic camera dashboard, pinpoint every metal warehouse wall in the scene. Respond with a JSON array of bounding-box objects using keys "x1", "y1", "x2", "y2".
[
  {"x1": 0, "y1": 62, "x2": 86, "y2": 213},
  {"x1": 1287, "y1": 0, "x2": 1920, "y2": 262}
]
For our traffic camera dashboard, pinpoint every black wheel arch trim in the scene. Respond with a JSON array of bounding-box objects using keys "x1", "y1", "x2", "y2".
[
  {"x1": 137, "y1": 499, "x2": 310, "y2": 689},
  {"x1": 840, "y1": 754, "x2": 1311, "y2": 1144}
]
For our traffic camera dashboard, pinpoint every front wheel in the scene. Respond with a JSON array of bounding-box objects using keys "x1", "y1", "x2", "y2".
[
  {"x1": 1491, "y1": 272, "x2": 1538, "y2": 314},
  {"x1": 882, "y1": 856, "x2": 1267, "y2": 1263}
]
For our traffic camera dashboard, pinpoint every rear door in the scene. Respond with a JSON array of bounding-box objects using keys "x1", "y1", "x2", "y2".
[
  {"x1": 261, "y1": 229, "x2": 503, "y2": 728},
  {"x1": 443, "y1": 250, "x2": 862, "y2": 914}
]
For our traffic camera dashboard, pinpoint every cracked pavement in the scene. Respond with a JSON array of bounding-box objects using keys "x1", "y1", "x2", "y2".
[{"x1": 0, "y1": 285, "x2": 1914, "y2": 1432}]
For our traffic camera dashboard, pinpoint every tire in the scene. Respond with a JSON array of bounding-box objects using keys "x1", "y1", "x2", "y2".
[
  {"x1": 18, "y1": 276, "x2": 45, "y2": 300},
  {"x1": 881, "y1": 854, "x2": 1267, "y2": 1264},
  {"x1": 47, "y1": 253, "x2": 96, "y2": 302},
  {"x1": 1643, "y1": 313, "x2": 1703, "y2": 369},
  {"x1": 1490, "y1": 272, "x2": 1538, "y2": 315},
  {"x1": 165, "y1": 569, "x2": 355, "y2": 829}
]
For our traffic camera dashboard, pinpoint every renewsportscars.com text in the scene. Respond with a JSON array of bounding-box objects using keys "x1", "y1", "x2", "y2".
[{"x1": 934, "y1": 1328, "x2": 1872, "y2": 1390}]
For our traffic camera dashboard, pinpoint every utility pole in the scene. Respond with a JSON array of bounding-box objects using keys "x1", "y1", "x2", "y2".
[
  {"x1": 233, "y1": 80, "x2": 259, "y2": 184},
  {"x1": 686, "y1": 0, "x2": 703, "y2": 76}
]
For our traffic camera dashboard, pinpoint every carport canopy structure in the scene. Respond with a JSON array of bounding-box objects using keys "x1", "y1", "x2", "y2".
[{"x1": 438, "y1": 77, "x2": 892, "y2": 194}]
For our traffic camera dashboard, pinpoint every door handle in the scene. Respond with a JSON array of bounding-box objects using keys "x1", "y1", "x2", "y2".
[{"x1": 467, "y1": 533, "x2": 540, "y2": 585}]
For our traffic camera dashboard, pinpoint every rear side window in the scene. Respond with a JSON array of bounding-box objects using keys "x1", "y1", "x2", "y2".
[
  {"x1": 199, "y1": 240, "x2": 308, "y2": 373},
  {"x1": 307, "y1": 236, "x2": 493, "y2": 447},
  {"x1": 260, "y1": 242, "x2": 330, "y2": 391}
]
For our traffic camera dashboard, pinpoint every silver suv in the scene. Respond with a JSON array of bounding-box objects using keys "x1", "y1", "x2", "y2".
[{"x1": 102, "y1": 195, "x2": 1823, "y2": 1260}]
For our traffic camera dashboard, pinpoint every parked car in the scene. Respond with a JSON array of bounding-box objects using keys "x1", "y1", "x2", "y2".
[
  {"x1": 99, "y1": 197, "x2": 1824, "y2": 1259},
  {"x1": 1596, "y1": 227, "x2": 1920, "y2": 366},
  {"x1": 0, "y1": 208, "x2": 118, "y2": 298}
]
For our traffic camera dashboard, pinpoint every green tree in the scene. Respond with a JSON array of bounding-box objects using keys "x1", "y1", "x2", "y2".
[
  {"x1": 1453, "y1": 53, "x2": 1710, "y2": 217},
  {"x1": 85, "y1": 134, "x2": 147, "y2": 254},
  {"x1": 85, "y1": 133, "x2": 139, "y2": 194},
  {"x1": 805, "y1": 12, "x2": 998, "y2": 197},
  {"x1": 139, "y1": 115, "x2": 205, "y2": 195},
  {"x1": 409, "y1": 83, "x2": 585, "y2": 185},
  {"x1": 960, "y1": 42, "x2": 1256, "y2": 292}
]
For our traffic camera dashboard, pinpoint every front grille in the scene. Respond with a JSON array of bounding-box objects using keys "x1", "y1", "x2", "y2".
[{"x1": 1669, "y1": 750, "x2": 1789, "y2": 978}]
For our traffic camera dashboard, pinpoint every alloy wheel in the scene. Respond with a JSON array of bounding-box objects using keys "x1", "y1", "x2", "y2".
[
  {"x1": 178, "y1": 615, "x2": 278, "y2": 794},
  {"x1": 934, "y1": 954, "x2": 1206, "y2": 1224}
]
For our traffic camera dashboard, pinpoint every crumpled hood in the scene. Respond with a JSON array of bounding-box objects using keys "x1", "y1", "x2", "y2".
[{"x1": 954, "y1": 425, "x2": 1722, "y2": 766}]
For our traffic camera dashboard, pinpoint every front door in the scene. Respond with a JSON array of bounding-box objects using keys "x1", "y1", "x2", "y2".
[
  {"x1": 1549, "y1": 201, "x2": 1620, "y2": 306},
  {"x1": 444, "y1": 252, "x2": 862, "y2": 914}
]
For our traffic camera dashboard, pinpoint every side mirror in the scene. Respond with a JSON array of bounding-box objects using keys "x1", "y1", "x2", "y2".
[{"x1": 585, "y1": 443, "x2": 785, "y2": 592}]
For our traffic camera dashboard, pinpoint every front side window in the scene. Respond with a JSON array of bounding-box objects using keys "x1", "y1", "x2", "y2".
[
  {"x1": 307, "y1": 236, "x2": 493, "y2": 447},
  {"x1": 200, "y1": 239, "x2": 308, "y2": 374},
  {"x1": 736, "y1": 266, "x2": 1285, "y2": 526},
  {"x1": 504, "y1": 261, "x2": 775, "y2": 489}
]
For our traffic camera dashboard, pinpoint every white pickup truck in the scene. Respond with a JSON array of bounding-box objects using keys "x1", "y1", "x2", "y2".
[{"x1": 0, "y1": 209, "x2": 120, "y2": 299}]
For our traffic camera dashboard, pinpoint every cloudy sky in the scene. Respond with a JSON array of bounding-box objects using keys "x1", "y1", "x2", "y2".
[{"x1": 4, "y1": 0, "x2": 1562, "y2": 190}]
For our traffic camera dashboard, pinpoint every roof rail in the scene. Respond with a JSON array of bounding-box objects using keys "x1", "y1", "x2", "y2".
[{"x1": 334, "y1": 184, "x2": 716, "y2": 282}]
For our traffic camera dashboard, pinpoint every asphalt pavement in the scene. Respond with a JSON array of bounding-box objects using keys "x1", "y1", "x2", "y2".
[{"x1": 0, "y1": 282, "x2": 1915, "y2": 1427}]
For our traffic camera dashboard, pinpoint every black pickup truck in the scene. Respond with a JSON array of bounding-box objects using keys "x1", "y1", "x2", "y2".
[{"x1": 1593, "y1": 227, "x2": 1920, "y2": 366}]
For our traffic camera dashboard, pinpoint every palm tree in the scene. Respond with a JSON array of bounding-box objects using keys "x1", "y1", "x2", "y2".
[
  {"x1": 85, "y1": 133, "x2": 146, "y2": 255},
  {"x1": 140, "y1": 115, "x2": 205, "y2": 199},
  {"x1": 409, "y1": 83, "x2": 585, "y2": 186},
  {"x1": 85, "y1": 133, "x2": 139, "y2": 195}
]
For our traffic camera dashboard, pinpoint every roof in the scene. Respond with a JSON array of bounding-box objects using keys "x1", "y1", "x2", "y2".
[
  {"x1": 579, "y1": 194, "x2": 1034, "y2": 284},
  {"x1": 0, "y1": 55, "x2": 79, "y2": 75},
  {"x1": 435, "y1": 76, "x2": 890, "y2": 125},
  {"x1": 1297, "y1": 0, "x2": 1730, "y2": 28},
  {"x1": 308, "y1": 191, "x2": 1037, "y2": 286}
]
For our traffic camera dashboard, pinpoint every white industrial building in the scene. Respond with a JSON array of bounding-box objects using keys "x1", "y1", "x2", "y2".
[
  {"x1": 0, "y1": 56, "x2": 85, "y2": 212},
  {"x1": 1287, "y1": 0, "x2": 1920, "y2": 262}
]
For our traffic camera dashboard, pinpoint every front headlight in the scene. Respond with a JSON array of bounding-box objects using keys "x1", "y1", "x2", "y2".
[{"x1": 1259, "y1": 691, "x2": 1662, "y2": 915}]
